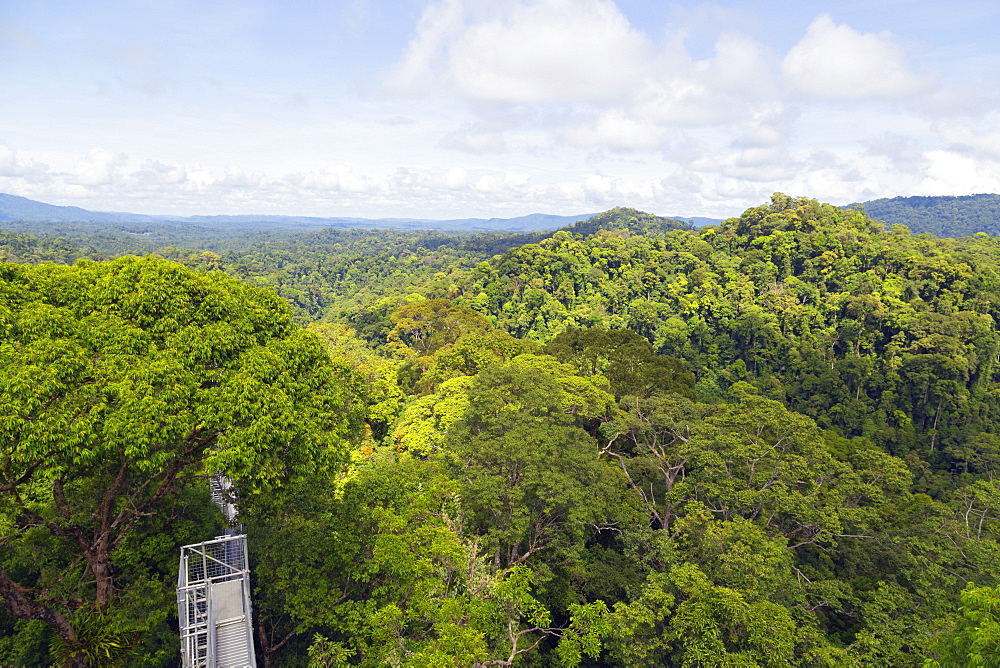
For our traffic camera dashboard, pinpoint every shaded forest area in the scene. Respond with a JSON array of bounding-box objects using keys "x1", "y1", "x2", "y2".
[
  {"x1": 3, "y1": 196, "x2": 1000, "y2": 665},
  {"x1": 861, "y1": 193, "x2": 1000, "y2": 237}
]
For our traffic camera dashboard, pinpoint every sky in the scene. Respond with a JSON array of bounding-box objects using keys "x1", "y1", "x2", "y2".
[{"x1": 2, "y1": 0, "x2": 999, "y2": 219}]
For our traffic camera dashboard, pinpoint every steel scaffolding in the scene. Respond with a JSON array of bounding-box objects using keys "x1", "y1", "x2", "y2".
[
  {"x1": 178, "y1": 470, "x2": 255, "y2": 667},
  {"x1": 177, "y1": 533, "x2": 256, "y2": 667}
]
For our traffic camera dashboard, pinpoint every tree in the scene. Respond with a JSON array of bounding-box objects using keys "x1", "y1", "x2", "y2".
[
  {"x1": 445, "y1": 357, "x2": 619, "y2": 573},
  {"x1": 259, "y1": 452, "x2": 572, "y2": 667},
  {"x1": 543, "y1": 327, "x2": 695, "y2": 399},
  {"x1": 0, "y1": 257, "x2": 354, "y2": 662},
  {"x1": 387, "y1": 298, "x2": 492, "y2": 357},
  {"x1": 926, "y1": 583, "x2": 1000, "y2": 667},
  {"x1": 308, "y1": 322, "x2": 405, "y2": 441},
  {"x1": 599, "y1": 393, "x2": 709, "y2": 533}
]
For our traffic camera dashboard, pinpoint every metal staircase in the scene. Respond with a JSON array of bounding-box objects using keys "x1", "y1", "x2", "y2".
[{"x1": 177, "y1": 474, "x2": 256, "y2": 667}]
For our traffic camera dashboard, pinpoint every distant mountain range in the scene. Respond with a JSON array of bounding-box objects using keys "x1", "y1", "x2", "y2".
[
  {"x1": 0, "y1": 193, "x2": 721, "y2": 233},
  {"x1": 854, "y1": 194, "x2": 1000, "y2": 238},
  {"x1": 11, "y1": 191, "x2": 1000, "y2": 238}
]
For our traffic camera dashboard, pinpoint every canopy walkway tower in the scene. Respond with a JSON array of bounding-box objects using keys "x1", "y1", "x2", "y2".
[{"x1": 177, "y1": 474, "x2": 256, "y2": 667}]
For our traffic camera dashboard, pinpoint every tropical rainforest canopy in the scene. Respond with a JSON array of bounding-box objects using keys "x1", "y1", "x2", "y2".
[
  {"x1": 2, "y1": 194, "x2": 1000, "y2": 666},
  {"x1": 861, "y1": 193, "x2": 1000, "y2": 238}
]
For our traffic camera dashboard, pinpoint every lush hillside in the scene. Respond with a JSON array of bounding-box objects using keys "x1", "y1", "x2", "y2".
[
  {"x1": 444, "y1": 196, "x2": 1000, "y2": 481},
  {"x1": 859, "y1": 193, "x2": 1000, "y2": 237},
  {"x1": 4, "y1": 197, "x2": 1000, "y2": 665}
]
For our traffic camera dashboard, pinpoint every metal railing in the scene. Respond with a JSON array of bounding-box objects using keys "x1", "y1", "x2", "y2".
[{"x1": 177, "y1": 474, "x2": 256, "y2": 667}]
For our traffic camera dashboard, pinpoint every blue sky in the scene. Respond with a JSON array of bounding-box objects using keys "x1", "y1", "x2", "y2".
[{"x1": 2, "y1": 0, "x2": 999, "y2": 219}]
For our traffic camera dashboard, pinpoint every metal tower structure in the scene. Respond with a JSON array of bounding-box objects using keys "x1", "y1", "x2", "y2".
[{"x1": 177, "y1": 474, "x2": 256, "y2": 667}]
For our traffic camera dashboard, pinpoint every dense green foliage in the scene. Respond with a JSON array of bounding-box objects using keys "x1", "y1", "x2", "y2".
[
  {"x1": 860, "y1": 193, "x2": 1000, "y2": 237},
  {"x1": 0, "y1": 208, "x2": 689, "y2": 326},
  {"x1": 0, "y1": 230, "x2": 95, "y2": 264},
  {"x1": 0, "y1": 257, "x2": 355, "y2": 665},
  {"x1": 5, "y1": 196, "x2": 1000, "y2": 665}
]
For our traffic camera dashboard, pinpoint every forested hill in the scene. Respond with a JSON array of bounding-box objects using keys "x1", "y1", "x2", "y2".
[
  {"x1": 361, "y1": 194, "x2": 1000, "y2": 476},
  {"x1": 859, "y1": 193, "x2": 1000, "y2": 237},
  {"x1": 5, "y1": 196, "x2": 1000, "y2": 665}
]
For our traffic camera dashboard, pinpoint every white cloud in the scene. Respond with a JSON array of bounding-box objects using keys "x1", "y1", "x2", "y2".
[
  {"x1": 290, "y1": 166, "x2": 379, "y2": 194},
  {"x1": 630, "y1": 77, "x2": 728, "y2": 127},
  {"x1": 383, "y1": 0, "x2": 467, "y2": 95},
  {"x1": 782, "y1": 15, "x2": 933, "y2": 100},
  {"x1": 921, "y1": 150, "x2": 1000, "y2": 194},
  {"x1": 712, "y1": 176, "x2": 767, "y2": 201},
  {"x1": 446, "y1": 0, "x2": 650, "y2": 103},
  {"x1": 5, "y1": 0, "x2": 1000, "y2": 224},
  {"x1": 385, "y1": 0, "x2": 784, "y2": 155},
  {"x1": 706, "y1": 33, "x2": 777, "y2": 99},
  {"x1": 378, "y1": 115, "x2": 418, "y2": 126},
  {"x1": 0, "y1": 144, "x2": 47, "y2": 177},
  {"x1": 503, "y1": 170, "x2": 529, "y2": 189},
  {"x1": 720, "y1": 147, "x2": 799, "y2": 182},
  {"x1": 4, "y1": 2, "x2": 996, "y2": 222},
  {"x1": 216, "y1": 165, "x2": 265, "y2": 189},
  {"x1": 387, "y1": 0, "x2": 651, "y2": 104},
  {"x1": 0, "y1": 146, "x2": 21, "y2": 177},
  {"x1": 0, "y1": 146, "x2": 739, "y2": 218},
  {"x1": 733, "y1": 103, "x2": 793, "y2": 150},
  {"x1": 653, "y1": 170, "x2": 704, "y2": 202},
  {"x1": 446, "y1": 167, "x2": 469, "y2": 189},
  {"x1": 560, "y1": 110, "x2": 667, "y2": 150},
  {"x1": 922, "y1": 79, "x2": 1000, "y2": 117},
  {"x1": 582, "y1": 174, "x2": 618, "y2": 203},
  {"x1": 131, "y1": 160, "x2": 187, "y2": 186},
  {"x1": 634, "y1": 34, "x2": 776, "y2": 126},
  {"x1": 289, "y1": 169, "x2": 341, "y2": 191},
  {"x1": 72, "y1": 148, "x2": 126, "y2": 186}
]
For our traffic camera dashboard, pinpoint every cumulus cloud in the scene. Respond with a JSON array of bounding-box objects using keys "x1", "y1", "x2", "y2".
[
  {"x1": 378, "y1": 115, "x2": 418, "y2": 126},
  {"x1": 385, "y1": 0, "x2": 784, "y2": 154},
  {"x1": 0, "y1": 144, "x2": 737, "y2": 218},
  {"x1": 216, "y1": 166, "x2": 266, "y2": 189},
  {"x1": 7, "y1": 0, "x2": 1000, "y2": 223},
  {"x1": 733, "y1": 103, "x2": 794, "y2": 150},
  {"x1": 445, "y1": 0, "x2": 650, "y2": 103},
  {"x1": 72, "y1": 148, "x2": 126, "y2": 186},
  {"x1": 0, "y1": 145, "x2": 47, "y2": 177},
  {"x1": 782, "y1": 15, "x2": 933, "y2": 100},
  {"x1": 131, "y1": 160, "x2": 187, "y2": 186},
  {"x1": 387, "y1": 0, "x2": 651, "y2": 103},
  {"x1": 582, "y1": 174, "x2": 622, "y2": 204},
  {"x1": 0, "y1": 146, "x2": 22, "y2": 177},
  {"x1": 445, "y1": 167, "x2": 469, "y2": 189},
  {"x1": 720, "y1": 147, "x2": 799, "y2": 182},
  {"x1": 920, "y1": 150, "x2": 1000, "y2": 194},
  {"x1": 921, "y1": 79, "x2": 1000, "y2": 117},
  {"x1": 560, "y1": 110, "x2": 667, "y2": 150},
  {"x1": 632, "y1": 34, "x2": 776, "y2": 126},
  {"x1": 4, "y1": 0, "x2": 994, "y2": 222},
  {"x1": 383, "y1": 0, "x2": 466, "y2": 95},
  {"x1": 712, "y1": 176, "x2": 767, "y2": 201},
  {"x1": 289, "y1": 166, "x2": 378, "y2": 194}
]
